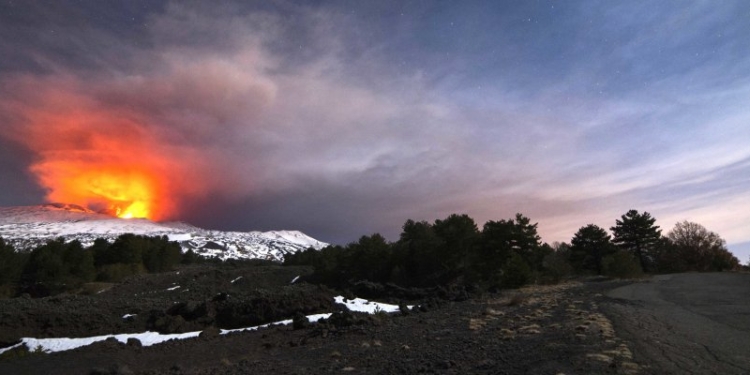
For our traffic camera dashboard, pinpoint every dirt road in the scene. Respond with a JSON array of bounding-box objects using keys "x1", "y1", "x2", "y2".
[{"x1": 603, "y1": 273, "x2": 750, "y2": 375}]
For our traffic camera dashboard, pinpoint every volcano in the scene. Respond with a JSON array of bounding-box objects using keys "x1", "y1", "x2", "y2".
[{"x1": 0, "y1": 204, "x2": 327, "y2": 261}]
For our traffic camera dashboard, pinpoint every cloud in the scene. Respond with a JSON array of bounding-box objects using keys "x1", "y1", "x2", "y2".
[
  {"x1": 0, "y1": 1, "x2": 748, "y2": 254},
  {"x1": 0, "y1": 4, "x2": 281, "y2": 219},
  {"x1": 0, "y1": 2, "x2": 461, "y2": 223}
]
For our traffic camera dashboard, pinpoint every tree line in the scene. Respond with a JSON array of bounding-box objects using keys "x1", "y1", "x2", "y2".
[
  {"x1": 0, "y1": 209, "x2": 739, "y2": 298},
  {"x1": 285, "y1": 210, "x2": 740, "y2": 292},
  {"x1": 285, "y1": 213, "x2": 552, "y2": 291},
  {"x1": 567, "y1": 210, "x2": 739, "y2": 275},
  {"x1": 0, "y1": 234, "x2": 202, "y2": 298}
]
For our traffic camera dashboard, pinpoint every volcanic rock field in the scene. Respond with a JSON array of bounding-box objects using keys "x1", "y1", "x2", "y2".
[{"x1": 0, "y1": 261, "x2": 644, "y2": 375}]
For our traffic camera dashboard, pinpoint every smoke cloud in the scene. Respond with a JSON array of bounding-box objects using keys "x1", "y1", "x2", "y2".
[
  {"x1": 0, "y1": 52, "x2": 277, "y2": 219},
  {"x1": 1, "y1": 1, "x2": 748, "y2": 257},
  {"x1": 0, "y1": 4, "x2": 285, "y2": 219},
  {"x1": 0, "y1": 2, "x2": 492, "y2": 227}
]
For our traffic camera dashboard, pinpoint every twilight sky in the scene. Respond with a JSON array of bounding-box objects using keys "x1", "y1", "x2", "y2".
[{"x1": 0, "y1": 1, "x2": 748, "y2": 259}]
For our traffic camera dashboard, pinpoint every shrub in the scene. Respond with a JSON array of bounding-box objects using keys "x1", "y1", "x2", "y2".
[
  {"x1": 602, "y1": 251, "x2": 643, "y2": 279},
  {"x1": 501, "y1": 253, "x2": 532, "y2": 289},
  {"x1": 541, "y1": 251, "x2": 573, "y2": 284}
]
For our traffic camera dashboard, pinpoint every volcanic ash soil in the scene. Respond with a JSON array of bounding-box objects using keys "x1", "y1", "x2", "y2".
[{"x1": 0, "y1": 263, "x2": 641, "y2": 375}]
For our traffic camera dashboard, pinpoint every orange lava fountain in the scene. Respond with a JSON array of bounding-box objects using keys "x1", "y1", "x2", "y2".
[
  {"x1": 2, "y1": 85, "x2": 179, "y2": 220},
  {"x1": 59, "y1": 169, "x2": 155, "y2": 219},
  {"x1": 1, "y1": 75, "x2": 231, "y2": 221},
  {"x1": 32, "y1": 159, "x2": 167, "y2": 220}
]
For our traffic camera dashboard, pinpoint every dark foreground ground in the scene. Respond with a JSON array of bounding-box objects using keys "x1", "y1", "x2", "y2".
[
  {"x1": 1, "y1": 265, "x2": 744, "y2": 374},
  {"x1": 603, "y1": 272, "x2": 750, "y2": 375}
]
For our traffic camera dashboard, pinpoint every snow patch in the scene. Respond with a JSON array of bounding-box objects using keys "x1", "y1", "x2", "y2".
[
  {"x1": 334, "y1": 296, "x2": 406, "y2": 314},
  {"x1": 167, "y1": 233, "x2": 192, "y2": 242},
  {"x1": 0, "y1": 296, "x2": 406, "y2": 355},
  {"x1": 0, "y1": 331, "x2": 201, "y2": 355}
]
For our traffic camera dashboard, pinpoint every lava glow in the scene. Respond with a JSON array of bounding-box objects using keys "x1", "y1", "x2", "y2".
[
  {"x1": 78, "y1": 171, "x2": 154, "y2": 219},
  {"x1": 34, "y1": 162, "x2": 164, "y2": 220},
  {"x1": 0, "y1": 81, "x2": 183, "y2": 221},
  {"x1": 1, "y1": 70, "x2": 249, "y2": 223}
]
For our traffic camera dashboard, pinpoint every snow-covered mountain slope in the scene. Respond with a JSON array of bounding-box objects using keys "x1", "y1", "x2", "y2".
[{"x1": 0, "y1": 204, "x2": 328, "y2": 261}]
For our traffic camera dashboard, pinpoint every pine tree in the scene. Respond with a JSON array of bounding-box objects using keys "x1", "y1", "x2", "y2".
[
  {"x1": 433, "y1": 214, "x2": 479, "y2": 279},
  {"x1": 570, "y1": 224, "x2": 614, "y2": 275},
  {"x1": 610, "y1": 210, "x2": 662, "y2": 272},
  {"x1": 476, "y1": 213, "x2": 543, "y2": 287}
]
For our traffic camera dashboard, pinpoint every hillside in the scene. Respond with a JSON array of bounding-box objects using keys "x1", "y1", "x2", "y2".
[
  {"x1": 0, "y1": 204, "x2": 327, "y2": 261},
  {"x1": 0, "y1": 260, "x2": 639, "y2": 375}
]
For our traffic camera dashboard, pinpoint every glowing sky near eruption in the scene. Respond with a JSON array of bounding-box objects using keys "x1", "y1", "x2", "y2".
[{"x1": 0, "y1": 1, "x2": 748, "y2": 259}]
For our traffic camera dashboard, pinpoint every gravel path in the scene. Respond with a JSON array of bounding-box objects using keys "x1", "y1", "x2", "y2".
[{"x1": 602, "y1": 273, "x2": 750, "y2": 375}]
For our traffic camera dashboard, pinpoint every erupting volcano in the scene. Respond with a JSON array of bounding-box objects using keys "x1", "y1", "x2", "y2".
[
  {"x1": 0, "y1": 47, "x2": 274, "y2": 223},
  {"x1": 0, "y1": 77, "x2": 224, "y2": 222},
  {"x1": 48, "y1": 167, "x2": 157, "y2": 219},
  {"x1": 32, "y1": 159, "x2": 168, "y2": 220}
]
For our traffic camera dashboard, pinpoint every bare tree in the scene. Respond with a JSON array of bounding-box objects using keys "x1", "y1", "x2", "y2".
[{"x1": 665, "y1": 221, "x2": 739, "y2": 272}]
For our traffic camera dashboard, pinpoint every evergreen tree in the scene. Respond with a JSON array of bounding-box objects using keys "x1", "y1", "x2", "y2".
[
  {"x1": 142, "y1": 236, "x2": 182, "y2": 272},
  {"x1": 511, "y1": 214, "x2": 545, "y2": 270},
  {"x1": 610, "y1": 210, "x2": 662, "y2": 272},
  {"x1": 396, "y1": 219, "x2": 444, "y2": 286},
  {"x1": 342, "y1": 234, "x2": 392, "y2": 283},
  {"x1": 109, "y1": 234, "x2": 146, "y2": 265},
  {"x1": 570, "y1": 224, "x2": 614, "y2": 275},
  {"x1": 0, "y1": 237, "x2": 26, "y2": 296},
  {"x1": 476, "y1": 214, "x2": 542, "y2": 287},
  {"x1": 283, "y1": 247, "x2": 318, "y2": 266},
  {"x1": 181, "y1": 249, "x2": 199, "y2": 264},
  {"x1": 0, "y1": 238, "x2": 20, "y2": 284},
  {"x1": 61, "y1": 240, "x2": 96, "y2": 283},
  {"x1": 432, "y1": 214, "x2": 478, "y2": 280},
  {"x1": 501, "y1": 252, "x2": 532, "y2": 288},
  {"x1": 91, "y1": 238, "x2": 113, "y2": 267},
  {"x1": 309, "y1": 245, "x2": 347, "y2": 287},
  {"x1": 21, "y1": 239, "x2": 66, "y2": 291}
]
